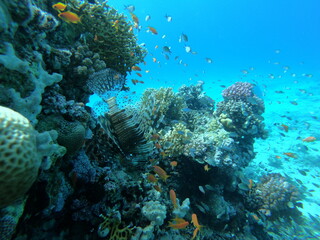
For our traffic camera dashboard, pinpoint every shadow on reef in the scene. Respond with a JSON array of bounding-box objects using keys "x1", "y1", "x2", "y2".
[{"x1": 0, "y1": 0, "x2": 315, "y2": 240}]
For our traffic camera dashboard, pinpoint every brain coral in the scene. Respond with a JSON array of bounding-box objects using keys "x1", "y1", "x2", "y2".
[{"x1": 0, "y1": 106, "x2": 41, "y2": 208}]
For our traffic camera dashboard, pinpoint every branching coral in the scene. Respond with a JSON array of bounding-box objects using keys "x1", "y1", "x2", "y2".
[
  {"x1": 159, "y1": 123, "x2": 193, "y2": 157},
  {"x1": 247, "y1": 173, "x2": 300, "y2": 216},
  {"x1": 139, "y1": 87, "x2": 186, "y2": 131},
  {"x1": 98, "y1": 215, "x2": 134, "y2": 239},
  {"x1": 67, "y1": 0, "x2": 147, "y2": 75}
]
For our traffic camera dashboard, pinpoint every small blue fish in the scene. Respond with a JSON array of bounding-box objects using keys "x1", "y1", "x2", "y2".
[
  {"x1": 187, "y1": 132, "x2": 193, "y2": 137},
  {"x1": 177, "y1": 130, "x2": 185, "y2": 135},
  {"x1": 182, "y1": 108, "x2": 192, "y2": 112}
]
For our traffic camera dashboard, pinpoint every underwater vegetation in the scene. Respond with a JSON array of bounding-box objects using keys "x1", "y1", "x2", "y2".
[{"x1": 0, "y1": 0, "x2": 317, "y2": 240}]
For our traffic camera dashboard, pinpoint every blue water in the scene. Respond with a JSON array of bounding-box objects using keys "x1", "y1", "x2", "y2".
[{"x1": 89, "y1": 0, "x2": 320, "y2": 101}]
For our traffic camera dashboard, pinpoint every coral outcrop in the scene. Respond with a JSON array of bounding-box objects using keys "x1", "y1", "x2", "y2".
[{"x1": 247, "y1": 173, "x2": 300, "y2": 216}]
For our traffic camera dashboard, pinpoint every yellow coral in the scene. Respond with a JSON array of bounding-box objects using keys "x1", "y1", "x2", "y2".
[
  {"x1": 159, "y1": 123, "x2": 192, "y2": 157},
  {"x1": 98, "y1": 215, "x2": 133, "y2": 240}
]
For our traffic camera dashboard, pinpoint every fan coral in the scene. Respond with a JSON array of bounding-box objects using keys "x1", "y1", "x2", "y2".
[{"x1": 247, "y1": 173, "x2": 300, "y2": 216}]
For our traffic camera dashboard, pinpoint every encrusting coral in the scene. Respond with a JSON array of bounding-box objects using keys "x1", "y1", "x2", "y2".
[{"x1": 0, "y1": 106, "x2": 40, "y2": 208}]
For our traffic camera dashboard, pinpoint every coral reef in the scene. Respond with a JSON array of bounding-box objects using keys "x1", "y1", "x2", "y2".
[
  {"x1": 73, "y1": 1, "x2": 147, "y2": 75},
  {"x1": 0, "y1": 0, "x2": 306, "y2": 239},
  {"x1": 0, "y1": 106, "x2": 40, "y2": 208},
  {"x1": 247, "y1": 173, "x2": 300, "y2": 216},
  {"x1": 142, "y1": 200, "x2": 167, "y2": 226},
  {"x1": 216, "y1": 81, "x2": 267, "y2": 139}
]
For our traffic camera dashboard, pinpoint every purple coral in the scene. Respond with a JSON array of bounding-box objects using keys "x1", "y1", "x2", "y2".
[{"x1": 222, "y1": 82, "x2": 254, "y2": 101}]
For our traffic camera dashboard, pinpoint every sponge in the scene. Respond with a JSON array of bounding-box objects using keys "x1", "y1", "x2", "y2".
[{"x1": 0, "y1": 106, "x2": 40, "y2": 208}]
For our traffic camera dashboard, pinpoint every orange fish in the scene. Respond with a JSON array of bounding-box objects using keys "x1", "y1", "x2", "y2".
[
  {"x1": 155, "y1": 142, "x2": 162, "y2": 149},
  {"x1": 52, "y1": 2, "x2": 67, "y2": 12},
  {"x1": 131, "y1": 66, "x2": 141, "y2": 71},
  {"x1": 148, "y1": 26, "x2": 158, "y2": 34},
  {"x1": 170, "y1": 161, "x2": 178, "y2": 168},
  {"x1": 155, "y1": 45, "x2": 159, "y2": 49},
  {"x1": 168, "y1": 218, "x2": 189, "y2": 229},
  {"x1": 283, "y1": 152, "x2": 298, "y2": 158},
  {"x1": 281, "y1": 124, "x2": 289, "y2": 132},
  {"x1": 251, "y1": 214, "x2": 260, "y2": 221},
  {"x1": 191, "y1": 213, "x2": 203, "y2": 229},
  {"x1": 275, "y1": 155, "x2": 281, "y2": 159},
  {"x1": 131, "y1": 79, "x2": 138, "y2": 85},
  {"x1": 169, "y1": 189, "x2": 177, "y2": 208},
  {"x1": 152, "y1": 57, "x2": 157, "y2": 63},
  {"x1": 192, "y1": 227, "x2": 200, "y2": 240},
  {"x1": 153, "y1": 166, "x2": 169, "y2": 181},
  {"x1": 112, "y1": 20, "x2": 120, "y2": 31},
  {"x1": 131, "y1": 13, "x2": 139, "y2": 24},
  {"x1": 58, "y1": 11, "x2": 81, "y2": 24},
  {"x1": 138, "y1": 80, "x2": 144, "y2": 84},
  {"x1": 153, "y1": 185, "x2": 162, "y2": 192},
  {"x1": 302, "y1": 136, "x2": 316, "y2": 142},
  {"x1": 248, "y1": 179, "x2": 254, "y2": 190},
  {"x1": 136, "y1": 72, "x2": 142, "y2": 77},
  {"x1": 151, "y1": 134, "x2": 160, "y2": 141},
  {"x1": 204, "y1": 164, "x2": 211, "y2": 171},
  {"x1": 147, "y1": 174, "x2": 158, "y2": 183}
]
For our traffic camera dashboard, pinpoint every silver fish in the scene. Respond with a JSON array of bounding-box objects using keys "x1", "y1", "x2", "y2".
[
  {"x1": 179, "y1": 33, "x2": 188, "y2": 42},
  {"x1": 205, "y1": 58, "x2": 213, "y2": 63},
  {"x1": 145, "y1": 15, "x2": 151, "y2": 21},
  {"x1": 165, "y1": 14, "x2": 172, "y2": 22},
  {"x1": 163, "y1": 46, "x2": 171, "y2": 54},
  {"x1": 199, "y1": 186, "x2": 205, "y2": 194},
  {"x1": 185, "y1": 46, "x2": 191, "y2": 53},
  {"x1": 124, "y1": 5, "x2": 135, "y2": 13}
]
